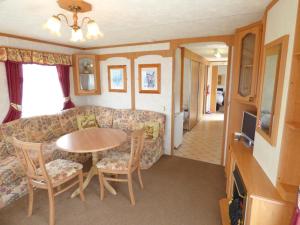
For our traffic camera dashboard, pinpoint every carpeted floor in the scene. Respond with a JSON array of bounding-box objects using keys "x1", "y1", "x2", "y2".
[{"x1": 0, "y1": 156, "x2": 226, "y2": 225}]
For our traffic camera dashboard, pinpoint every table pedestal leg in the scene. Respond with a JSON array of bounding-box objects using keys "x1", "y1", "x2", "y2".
[{"x1": 71, "y1": 152, "x2": 117, "y2": 198}]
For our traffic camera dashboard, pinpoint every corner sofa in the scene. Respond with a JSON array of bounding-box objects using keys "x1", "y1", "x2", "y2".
[{"x1": 0, "y1": 105, "x2": 165, "y2": 208}]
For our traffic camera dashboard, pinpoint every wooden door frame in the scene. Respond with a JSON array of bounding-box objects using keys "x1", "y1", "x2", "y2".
[{"x1": 170, "y1": 38, "x2": 234, "y2": 167}]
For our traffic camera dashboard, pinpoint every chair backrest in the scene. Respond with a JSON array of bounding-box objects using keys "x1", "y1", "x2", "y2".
[
  {"x1": 128, "y1": 129, "x2": 144, "y2": 169},
  {"x1": 12, "y1": 137, "x2": 51, "y2": 184}
]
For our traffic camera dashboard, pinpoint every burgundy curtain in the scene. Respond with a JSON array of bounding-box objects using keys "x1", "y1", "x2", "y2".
[
  {"x1": 56, "y1": 65, "x2": 75, "y2": 110},
  {"x1": 2, "y1": 61, "x2": 23, "y2": 123}
]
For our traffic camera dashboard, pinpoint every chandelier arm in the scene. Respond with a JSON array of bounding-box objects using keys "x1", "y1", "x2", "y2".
[
  {"x1": 57, "y1": 14, "x2": 70, "y2": 26},
  {"x1": 80, "y1": 16, "x2": 92, "y2": 27}
]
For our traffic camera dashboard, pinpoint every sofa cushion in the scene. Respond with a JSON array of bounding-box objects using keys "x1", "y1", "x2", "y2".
[
  {"x1": 21, "y1": 115, "x2": 64, "y2": 142},
  {"x1": 94, "y1": 106, "x2": 114, "y2": 128},
  {"x1": 1, "y1": 119, "x2": 28, "y2": 156},
  {"x1": 58, "y1": 108, "x2": 79, "y2": 134},
  {"x1": 0, "y1": 156, "x2": 24, "y2": 186},
  {"x1": 113, "y1": 109, "x2": 135, "y2": 131},
  {"x1": 0, "y1": 176, "x2": 27, "y2": 209}
]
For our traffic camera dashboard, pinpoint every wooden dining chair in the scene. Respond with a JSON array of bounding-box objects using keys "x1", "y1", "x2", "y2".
[
  {"x1": 13, "y1": 137, "x2": 85, "y2": 225},
  {"x1": 96, "y1": 129, "x2": 145, "y2": 205}
]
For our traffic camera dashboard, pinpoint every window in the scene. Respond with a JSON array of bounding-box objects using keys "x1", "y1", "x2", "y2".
[{"x1": 22, "y1": 64, "x2": 63, "y2": 117}]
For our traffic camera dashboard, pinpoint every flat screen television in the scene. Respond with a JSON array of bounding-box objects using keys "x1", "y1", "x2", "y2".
[{"x1": 241, "y1": 112, "x2": 257, "y2": 146}]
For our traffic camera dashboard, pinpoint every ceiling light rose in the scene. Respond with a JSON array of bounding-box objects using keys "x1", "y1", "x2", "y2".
[
  {"x1": 45, "y1": 0, "x2": 103, "y2": 42},
  {"x1": 214, "y1": 49, "x2": 222, "y2": 58}
]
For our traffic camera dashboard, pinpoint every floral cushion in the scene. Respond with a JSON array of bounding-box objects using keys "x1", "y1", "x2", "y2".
[
  {"x1": 94, "y1": 106, "x2": 114, "y2": 128},
  {"x1": 0, "y1": 176, "x2": 28, "y2": 209},
  {"x1": 37, "y1": 159, "x2": 83, "y2": 184},
  {"x1": 76, "y1": 114, "x2": 98, "y2": 130},
  {"x1": 0, "y1": 156, "x2": 25, "y2": 186},
  {"x1": 96, "y1": 152, "x2": 131, "y2": 171}
]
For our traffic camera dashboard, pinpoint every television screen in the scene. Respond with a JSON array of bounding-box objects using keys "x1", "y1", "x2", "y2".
[{"x1": 241, "y1": 112, "x2": 256, "y2": 142}]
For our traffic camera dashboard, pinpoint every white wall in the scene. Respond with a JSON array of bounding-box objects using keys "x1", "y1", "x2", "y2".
[
  {"x1": 0, "y1": 36, "x2": 87, "y2": 122},
  {"x1": 253, "y1": 0, "x2": 298, "y2": 185},
  {"x1": 86, "y1": 57, "x2": 131, "y2": 109},
  {"x1": 135, "y1": 55, "x2": 173, "y2": 154}
]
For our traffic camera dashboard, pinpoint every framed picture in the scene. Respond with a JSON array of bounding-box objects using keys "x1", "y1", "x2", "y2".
[
  {"x1": 138, "y1": 64, "x2": 161, "y2": 94},
  {"x1": 108, "y1": 65, "x2": 127, "y2": 92}
]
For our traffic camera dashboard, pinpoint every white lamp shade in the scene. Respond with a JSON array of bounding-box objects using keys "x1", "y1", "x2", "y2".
[
  {"x1": 71, "y1": 29, "x2": 84, "y2": 42},
  {"x1": 86, "y1": 20, "x2": 103, "y2": 39},
  {"x1": 45, "y1": 16, "x2": 61, "y2": 36}
]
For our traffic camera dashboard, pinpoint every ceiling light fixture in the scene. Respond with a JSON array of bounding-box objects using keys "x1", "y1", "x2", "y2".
[
  {"x1": 45, "y1": 0, "x2": 103, "y2": 42},
  {"x1": 214, "y1": 49, "x2": 222, "y2": 58}
]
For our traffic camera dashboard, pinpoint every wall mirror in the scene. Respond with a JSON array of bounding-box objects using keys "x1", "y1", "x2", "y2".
[{"x1": 257, "y1": 35, "x2": 289, "y2": 145}]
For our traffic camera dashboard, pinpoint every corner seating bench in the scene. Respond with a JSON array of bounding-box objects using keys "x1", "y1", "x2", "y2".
[{"x1": 0, "y1": 106, "x2": 165, "y2": 208}]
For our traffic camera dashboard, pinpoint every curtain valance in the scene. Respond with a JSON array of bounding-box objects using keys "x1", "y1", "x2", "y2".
[{"x1": 0, "y1": 47, "x2": 72, "y2": 66}]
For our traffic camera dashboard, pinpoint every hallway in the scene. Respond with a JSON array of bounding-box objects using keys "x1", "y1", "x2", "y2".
[{"x1": 174, "y1": 113, "x2": 224, "y2": 165}]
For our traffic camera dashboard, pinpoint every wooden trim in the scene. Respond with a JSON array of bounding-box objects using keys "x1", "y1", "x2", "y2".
[
  {"x1": 235, "y1": 21, "x2": 262, "y2": 33},
  {"x1": 84, "y1": 35, "x2": 234, "y2": 51},
  {"x1": 97, "y1": 50, "x2": 172, "y2": 61},
  {"x1": 130, "y1": 57, "x2": 135, "y2": 110},
  {"x1": 107, "y1": 65, "x2": 127, "y2": 92},
  {"x1": 138, "y1": 64, "x2": 161, "y2": 94},
  {"x1": 84, "y1": 40, "x2": 170, "y2": 50},
  {"x1": 256, "y1": 35, "x2": 289, "y2": 146},
  {"x1": 265, "y1": 0, "x2": 279, "y2": 14},
  {"x1": 221, "y1": 45, "x2": 232, "y2": 165},
  {"x1": 171, "y1": 35, "x2": 235, "y2": 48},
  {"x1": 180, "y1": 47, "x2": 185, "y2": 112},
  {"x1": 182, "y1": 48, "x2": 209, "y2": 65},
  {"x1": 210, "y1": 65, "x2": 218, "y2": 113},
  {"x1": 0, "y1": 32, "x2": 82, "y2": 50}
]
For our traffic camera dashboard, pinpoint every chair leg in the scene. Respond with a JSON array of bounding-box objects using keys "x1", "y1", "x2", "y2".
[
  {"x1": 137, "y1": 167, "x2": 144, "y2": 190},
  {"x1": 78, "y1": 170, "x2": 85, "y2": 202},
  {"x1": 127, "y1": 173, "x2": 135, "y2": 206},
  {"x1": 98, "y1": 170, "x2": 105, "y2": 200},
  {"x1": 27, "y1": 180, "x2": 34, "y2": 217},
  {"x1": 47, "y1": 188, "x2": 55, "y2": 225}
]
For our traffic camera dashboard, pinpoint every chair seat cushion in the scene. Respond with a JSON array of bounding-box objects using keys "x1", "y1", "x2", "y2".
[
  {"x1": 0, "y1": 156, "x2": 24, "y2": 186},
  {"x1": 96, "y1": 152, "x2": 130, "y2": 171},
  {"x1": 37, "y1": 159, "x2": 82, "y2": 183}
]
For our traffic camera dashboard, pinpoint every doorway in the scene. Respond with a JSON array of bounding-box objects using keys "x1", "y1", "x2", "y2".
[{"x1": 174, "y1": 42, "x2": 230, "y2": 165}]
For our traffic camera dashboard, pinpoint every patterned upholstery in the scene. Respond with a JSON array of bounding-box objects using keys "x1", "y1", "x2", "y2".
[
  {"x1": 96, "y1": 152, "x2": 130, "y2": 171},
  {"x1": 0, "y1": 156, "x2": 24, "y2": 186},
  {"x1": 0, "y1": 105, "x2": 165, "y2": 208},
  {"x1": 37, "y1": 159, "x2": 83, "y2": 184}
]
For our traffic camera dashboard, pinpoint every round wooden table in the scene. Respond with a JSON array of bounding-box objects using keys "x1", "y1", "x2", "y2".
[{"x1": 56, "y1": 127, "x2": 127, "y2": 198}]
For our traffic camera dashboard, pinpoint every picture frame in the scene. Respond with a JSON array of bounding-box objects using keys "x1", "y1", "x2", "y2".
[
  {"x1": 138, "y1": 64, "x2": 161, "y2": 94},
  {"x1": 108, "y1": 65, "x2": 127, "y2": 92}
]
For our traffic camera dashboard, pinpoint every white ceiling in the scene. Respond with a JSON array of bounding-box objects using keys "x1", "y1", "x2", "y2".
[
  {"x1": 0, "y1": 0, "x2": 270, "y2": 48},
  {"x1": 182, "y1": 42, "x2": 229, "y2": 61}
]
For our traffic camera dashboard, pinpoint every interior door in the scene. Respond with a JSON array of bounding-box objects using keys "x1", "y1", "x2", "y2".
[
  {"x1": 210, "y1": 65, "x2": 218, "y2": 113},
  {"x1": 189, "y1": 60, "x2": 200, "y2": 129},
  {"x1": 198, "y1": 63, "x2": 205, "y2": 120}
]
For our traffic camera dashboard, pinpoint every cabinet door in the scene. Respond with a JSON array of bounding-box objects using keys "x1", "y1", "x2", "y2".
[
  {"x1": 235, "y1": 25, "x2": 261, "y2": 104},
  {"x1": 73, "y1": 54, "x2": 101, "y2": 96}
]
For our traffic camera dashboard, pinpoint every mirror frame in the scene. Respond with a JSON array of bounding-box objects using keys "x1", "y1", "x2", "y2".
[{"x1": 256, "y1": 35, "x2": 289, "y2": 146}]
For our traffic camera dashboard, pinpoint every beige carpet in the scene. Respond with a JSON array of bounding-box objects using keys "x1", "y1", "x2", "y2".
[
  {"x1": 0, "y1": 156, "x2": 226, "y2": 225},
  {"x1": 175, "y1": 113, "x2": 224, "y2": 165}
]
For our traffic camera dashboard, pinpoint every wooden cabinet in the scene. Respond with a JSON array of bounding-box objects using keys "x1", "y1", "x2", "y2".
[
  {"x1": 234, "y1": 24, "x2": 262, "y2": 104},
  {"x1": 220, "y1": 141, "x2": 293, "y2": 225},
  {"x1": 73, "y1": 54, "x2": 100, "y2": 96}
]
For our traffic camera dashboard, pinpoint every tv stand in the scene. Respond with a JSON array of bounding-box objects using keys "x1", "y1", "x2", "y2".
[{"x1": 219, "y1": 140, "x2": 294, "y2": 225}]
